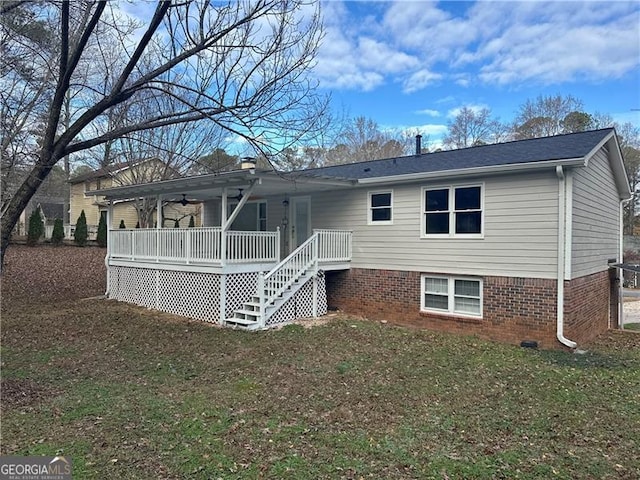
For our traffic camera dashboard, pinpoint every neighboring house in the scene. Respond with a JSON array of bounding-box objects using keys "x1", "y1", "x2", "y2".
[
  {"x1": 69, "y1": 160, "x2": 200, "y2": 231},
  {"x1": 93, "y1": 129, "x2": 630, "y2": 349},
  {"x1": 17, "y1": 197, "x2": 65, "y2": 237}
]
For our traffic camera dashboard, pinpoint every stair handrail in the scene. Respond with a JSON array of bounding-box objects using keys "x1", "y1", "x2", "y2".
[{"x1": 258, "y1": 232, "x2": 319, "y2": 327}]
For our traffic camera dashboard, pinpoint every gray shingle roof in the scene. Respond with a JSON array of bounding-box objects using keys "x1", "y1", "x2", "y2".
[{"x1": 299, "y1": 128, "x2": 614, "y2": 180}]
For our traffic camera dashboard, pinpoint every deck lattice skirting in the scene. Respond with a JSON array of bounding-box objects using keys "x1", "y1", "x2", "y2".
[{"x1": 108, "y1": 266, "x2": 326, "y2": 326}]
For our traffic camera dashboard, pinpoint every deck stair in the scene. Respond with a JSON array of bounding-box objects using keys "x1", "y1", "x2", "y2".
[{"x1": 226, "y1": 232, "x2": 321, "y2": 330}]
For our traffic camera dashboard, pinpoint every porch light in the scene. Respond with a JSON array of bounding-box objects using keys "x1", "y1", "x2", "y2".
[{"x1": 282, "y1": 199, "x2": 289, "y2": 207}]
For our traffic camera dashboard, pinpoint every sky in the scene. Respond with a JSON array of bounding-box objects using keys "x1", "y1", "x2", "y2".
[{"x1": 312, "y1": 0, "x2": 640, "y2": 146}]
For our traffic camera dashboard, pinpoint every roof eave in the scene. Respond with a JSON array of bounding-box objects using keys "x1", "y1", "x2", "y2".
[{"x1": 356, "y1": 157, "x2": 587, "y2": 185}]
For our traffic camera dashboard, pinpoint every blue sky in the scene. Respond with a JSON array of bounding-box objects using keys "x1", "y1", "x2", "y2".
[{"x1": 313, "y1": 1, "x2": 640, "y2": 144}]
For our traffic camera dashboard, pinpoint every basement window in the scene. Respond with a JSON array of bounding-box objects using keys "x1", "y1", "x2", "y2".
[
  {"x1": 421, "y1": 275, "x2": 483, "y2": 317},
  {"x1": 368, "y1": 190, "x2": 393, "y2": 224}
]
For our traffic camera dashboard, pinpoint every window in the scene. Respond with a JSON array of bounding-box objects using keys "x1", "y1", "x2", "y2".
[
  {"x1": 368, "y1": 191, "x2": 392, "y2": 224},
  {"x1": 421, "y1": 275, "x2": 482, "y2": 317},
  {"x1": 227, "y1": 201, "x2": 267, "y2": 231},
  {"x1": 423, "y1": 185, "x2": 482, "y2": 237}
]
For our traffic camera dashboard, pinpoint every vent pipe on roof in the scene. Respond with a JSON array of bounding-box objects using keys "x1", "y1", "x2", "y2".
[{"x1": 415, "y1": 135, "x2": 422, "y2": 156}]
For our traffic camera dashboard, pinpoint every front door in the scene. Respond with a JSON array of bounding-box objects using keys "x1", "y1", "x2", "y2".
[{"x1": 289, "y1": 196, "x2": 311, "y2": 252}]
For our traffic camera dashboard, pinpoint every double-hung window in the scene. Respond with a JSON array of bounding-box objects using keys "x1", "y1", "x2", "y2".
[
  {"x1": 368, "y1": 191, "x2": 393, "y2": 224},
  {"x1": 423, "y1": 185, "x2": 482, "y2": 237},
  {"x1": 421, "y1": 275, "x2": 482, "y2": 317}
]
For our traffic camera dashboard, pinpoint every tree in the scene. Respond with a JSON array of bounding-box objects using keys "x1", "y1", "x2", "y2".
[
  {"x1": 1, "y1": 0, "x2": 326, "y2": 267},
  {"x1": 560, "y1": 111, "x2": 594, "y2": 133},
  {"x1": 189, "y1": 148, "x2": 238, "y2": 175},
  {"x1": 443, "y1": 107, "x2": 506, "y2": 149},
  {"x1": 513, "y1": 94, "x2": 585, "y2": 139},
  {"x1": 174, "y1": 219, "x2": 180, "y2": 228},
  {"x1": 119, "y1": 220, "x2": 126, "y2": 229},
  {"x1": 74, "y1": 210, "x2": 88, "y2": 246},
  {"x1": 51, "y1": 218, "x2": 64, "y2": 245},
  {"x1": 96, "y1": 214, "x2": 107, "y2": 248},
  {"x1": 26, "y1": 207, "x2": 44, "y2": 246},
  {"x1": 188, "y1": 215, "x2": 195, "y2": 228}
]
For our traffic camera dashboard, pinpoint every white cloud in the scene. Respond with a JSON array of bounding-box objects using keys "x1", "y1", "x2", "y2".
[
  {"x1": 447, "y1": 104, "x2": 489, "y2": 118},
  {"x1": 403, "y1": 69, "x2": 443, "y2": 93},
  {"x1": 415, "y1": 109, "x2": 441, "y2": 117},
  {"x1": 312, "y1": 0, "x2": 640, "y2": 93}
]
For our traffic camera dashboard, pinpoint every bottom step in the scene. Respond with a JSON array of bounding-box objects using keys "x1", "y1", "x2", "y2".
[{"x1": 225, "y1": 317, "x2": 260, "y2": 330}]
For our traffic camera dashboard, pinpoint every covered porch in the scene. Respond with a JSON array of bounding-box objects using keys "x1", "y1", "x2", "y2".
[{"x1": 94, "y1": 167, "x2": 355, "y2": 328}]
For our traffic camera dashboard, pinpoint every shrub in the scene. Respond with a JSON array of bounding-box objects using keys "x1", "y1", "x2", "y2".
[
  {"x1": 27, "y1": 207, "x2": 44, "y2": 246},
  {"x1": 74, "y1": 210, "x2": 88, "y2": 246},
  {"x1": 135, "y1": 221, "x2": 140, "y2": 228},
  {"x1": 188, "y1": 215, "x2": 195, "y2": 228},
  {"x1": 174, "y1": 219, "x2": 180, "y2": 228},
  {"x1": 119, "y1": 220, "x2": 126, "y2": 229},
  {"x1": 97, "y1": 214, "x2": 107, "y2": 248},
  {"x1": 51, "y1": 218, "x2": 65, "y2": 246}
]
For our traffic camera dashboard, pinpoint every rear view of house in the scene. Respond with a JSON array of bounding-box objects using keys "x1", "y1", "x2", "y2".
[{"x1": 94, "y1": 129, "x2": 629, "y2": 349}]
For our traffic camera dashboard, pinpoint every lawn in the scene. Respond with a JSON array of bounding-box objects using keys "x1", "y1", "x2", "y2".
[{"x1": 1, "y1": 246, "x2": 639, "y2": 479}]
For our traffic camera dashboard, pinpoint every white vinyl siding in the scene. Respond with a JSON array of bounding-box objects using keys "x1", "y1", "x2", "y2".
[
  {"x1": 421, "y1": 275, "x2": 482, "y2": 317},
  {"x1": 310, "y1": 170, "x2": 560, "y2": 278},
  {"x1": 368, "y1": 190, "x2": 393, "y2": 224},
  {"x1": 571, "y1": 147, "x2": 620, "y2": 278}
]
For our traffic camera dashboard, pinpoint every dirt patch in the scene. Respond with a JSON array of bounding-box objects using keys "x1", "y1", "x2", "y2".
[
  {"x1": 0, "y1": 378, "x2": 56, "y2": 410},
  {"x1": 1, "y1": 244, "x2": 106, "y2": 307}
]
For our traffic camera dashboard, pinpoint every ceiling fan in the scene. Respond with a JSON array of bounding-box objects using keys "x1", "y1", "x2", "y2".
[{"x1": 168, "y1": 194, "x2": 197, "y2": 206}]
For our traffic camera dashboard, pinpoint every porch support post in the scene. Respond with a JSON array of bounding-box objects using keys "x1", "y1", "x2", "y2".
[
  {"x1": 156, "y1": 195, "x2": 162, "y2": 263},
  {"x1": 156, "y1": 195, "x2": 163, "y2": 228},
  {"x1": 221, "y1": 187, "x2": 228, "y2": 266},
  {"x1": 105, "y1": 199, "x2": 113, "y2": 296}
]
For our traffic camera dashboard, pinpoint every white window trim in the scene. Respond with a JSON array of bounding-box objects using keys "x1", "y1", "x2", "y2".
[
  {"x1": 368, "y1": 190, "x2": 393, "y2": 225},
  {"x1": 420, "y1": 274, "x2": 483, "y2": 318},
  {"x1": 421, "y1": 183, "x2": 484, "y2": 239}
]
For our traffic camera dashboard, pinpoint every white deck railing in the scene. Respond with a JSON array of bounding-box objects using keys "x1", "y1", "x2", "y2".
[
  {"x1": 108, "y1": 227, "x2": 279, "y2": 265},
  {"x1": 314, "y1": 229, "x2": 352, "y2": 263}
]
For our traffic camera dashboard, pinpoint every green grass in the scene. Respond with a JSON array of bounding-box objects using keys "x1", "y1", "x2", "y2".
[
  {"x1": 624, "y1": 322, "x2": 640, "y2": 331},
  {"x1": 2, "y1": 299, "x2": 639, "y2": 479}
]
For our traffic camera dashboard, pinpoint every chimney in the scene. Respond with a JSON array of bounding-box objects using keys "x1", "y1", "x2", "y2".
[
  {"x1": 415, "y1": 135, "x2": 422, "y2": 156},
  {"x1": 240, "y1": 157, "x2": 257, "y2": 170}
]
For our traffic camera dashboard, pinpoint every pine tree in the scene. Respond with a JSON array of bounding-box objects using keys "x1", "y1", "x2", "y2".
[
  {"x1": 188, "y1": 215, "x2": 195, "y2": 228},
  {"x1": 74, "y1": 210, "x2": 88, "y2": 246},
  {"x1": 97, "y1": 214, "x2": 107, "y2": 248},
  {"x1": 51, "y1": 218, "x2": 65, "y2": 245},
  {"x1": 174, "y1": 219, "x2": 181, "y2": 228},
  {"x1": 119, "y1": 220, "x2": 126, "y2": 229},
  {"x1": 27, "y1": 207, "x2": 44, "y2": 246}
]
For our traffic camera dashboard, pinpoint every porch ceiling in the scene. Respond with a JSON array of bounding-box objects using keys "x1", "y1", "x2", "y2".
[{"x1": 92, "y1": 169, "x2": 356, "y2": 201}]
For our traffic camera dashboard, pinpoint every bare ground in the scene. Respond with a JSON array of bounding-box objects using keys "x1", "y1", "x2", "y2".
[{"x1": 1, "y1": 244, "x2": 107, "y2": 307}]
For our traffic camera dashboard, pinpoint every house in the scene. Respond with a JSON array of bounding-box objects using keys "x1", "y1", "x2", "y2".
[
  {"x1": 93, "y1": 128, "x2": 630, "y2": 349},
  {"x1": 69, "y1": 160, "x2": 201, "y2": 231}
]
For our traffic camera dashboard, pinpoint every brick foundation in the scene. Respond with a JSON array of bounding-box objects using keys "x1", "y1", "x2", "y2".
[
  {"x1": 563, "y1": 270, "x2": 611, "y2": 345},
  {"x1": 326, "y1": 268, "x2": 611, "y2": 350}
]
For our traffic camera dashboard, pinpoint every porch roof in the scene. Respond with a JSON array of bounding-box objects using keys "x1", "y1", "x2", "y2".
[{"x1": 92, "y1": 168, "x2": 356, "y2": 201}]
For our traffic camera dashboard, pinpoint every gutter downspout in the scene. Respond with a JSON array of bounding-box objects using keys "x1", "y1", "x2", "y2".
[
  {"x1": 556, "y1": 166, "x2": 577, "y2": 349},
  {"x1": 619, "y1": 199, "x2": 627, "y2": 329}
]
